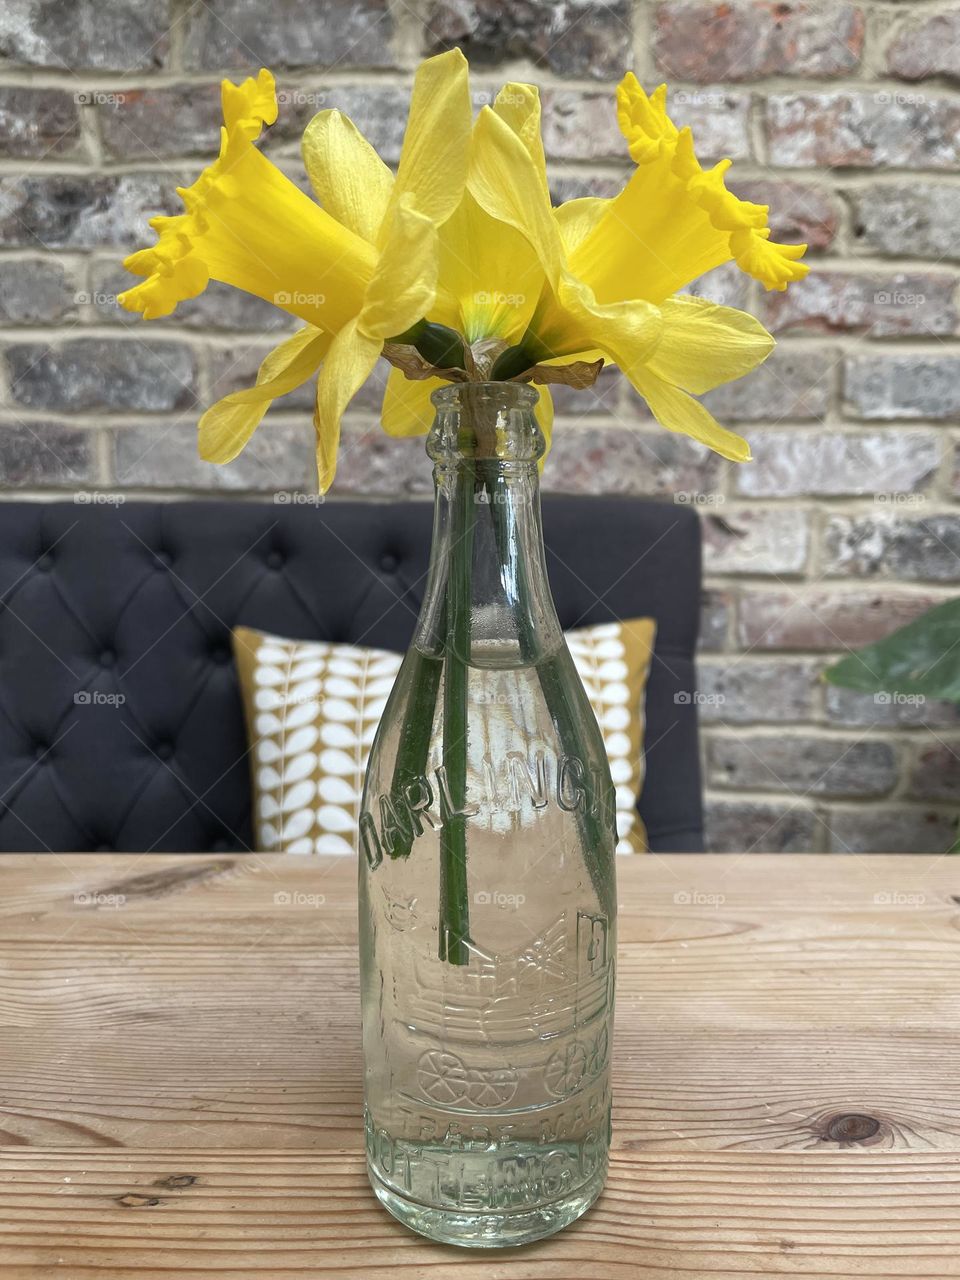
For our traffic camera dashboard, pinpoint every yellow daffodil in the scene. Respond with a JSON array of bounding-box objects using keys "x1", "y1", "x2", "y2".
[
  {"x1": 119, "y1": 52, "x2": 471, "y2": 489},
  {"x1": 383, "y1": 75, "x2": 808, "y2": 463},
  {"x1": 120, "y1": 54, "x2": 808, "y2": 482}
]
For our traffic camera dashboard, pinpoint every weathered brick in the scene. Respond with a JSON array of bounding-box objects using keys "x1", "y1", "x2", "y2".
[
  {"x1": 826, "y1": 805, "x2": 958, "y2": 854},
  {"x1": 729, "y1": 179, "x2": 840, "y2": 251},
  {"x1": 0, "y1": 0, "x2": 169, "y2": 70},
  {"x1": 705, "y1": 798, "x2": 818, "y2": 852},
  {"x1": 0, "y1": 173, "x2": 185, "y2": 250},
  {"x1": 766, "y1": 92, "x2": 960, "y2": 169},
  {"x1": 655, "y1": 1, "x2": 863, "y2": 80},
  {"x1": 99, "y1": 85, "x2": 220, "y2": 161},
  {"x1": 208, "y1": 344, "x2": 315, "y2": 413},
  {"x1": 90, "y1": 263, "x2": 293, "y2": 334},
  {"x1": 687, "y1": 262, "x2": 749, "y2": 309},
  {"x1": 4, "y1": 339, "x2": 197, "y2": 413},
  {"x1": 698, "y1": 658, "x2": 819, "y2": 723},
  {"x1": 739, "y1": 589, "x2": 940, "y2": 650},
  {"x1": 699, "y1": 588, "x2": 731, "y2": 651},
  {"x1": 760, "y1": 271, "x2": 957, "y2": 338},
  {"x1": 548, "y1": 366, "x2": 622, "y2": 418},
  {"x1": 540, "y1": 87, "x2": 750, "y2": 163},
  {"x1": 702, "y1": 507, "x2": 809, "y2": 575},
  {"x1": 0, "y1": 261, "x2": 77, "y2": 325},
  {"x1": 707, "y1": 733, "x2": 897, "y2": 797},
  {"x1": 543, "y1": 427, "x2": 723, "y2": 498},
  {"x1": 281, "y1": 84, "x2": 409, "y2": 164},
  {"x1": 183, "y1": 0, "x2": 395, "y2": 70},
  {"x1": 334, "y1": 423, "x2": 433, "y2": 496},
  {"x1": 0, "y1": 87, "x2": 81, "y2": 159},
  {"x1": 701, "y1": 350, "x2": 831, "y2": 423},
  {"x1": 425, "y1": 0, "x2": 631, "y2": 79},
  {"x1": 824, "y1": 683, "x2": 960, "y2": 730},
  {"x1": 0, "y1": 420, "x2": 95, "y2": 486},
  {"x1": 549, "y1": 174, "x2": 621, "y2": 204},
  {"x1": 849, "y1": 183, "x2": 960, "y2": 262},
  {"x1": 824, "y1": 514, "x2": 960, "y2": 582},
  {"x1": 888, "y1": 10, "x2": 960, "y2": 83},
  {"x1": 909, "y1": 742, "x2": 960, "y2": 802},
  {"x1": 735, "y1": 432, "x2": 939, "y2": 499},
  {"x1": 845, "y1": 356, "x2": 960, "y2": 421},
  {"x1": 111, "y1": 421, "x2": 314, "y2": 492}
]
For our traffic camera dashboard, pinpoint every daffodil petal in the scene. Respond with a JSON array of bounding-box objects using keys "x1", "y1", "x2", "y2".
[
  {"x1": 360, "y1": 197, "x2": 438, "y2": 340},
  {"x1": 302, "y1": 108, "x2": 393, "y2": 245},
  {"x1": 382, "y1": 366, "x2": 442, "y2": 437},
  {"x1": 198, "y1": 326, "x2": 329, "y2": 464},
  {"x1": 492, "y1": 83, "x2": 548, "y2": 198},
  {"x1": 468, "y1": 105, "x2": 563, "y2": 288},
  {"x1": 535, "y1": 384, "x2": 553, "y2": 466},
  {"x1": 554, "y1": 197, "x2": 608, "y2": 257},
  {"x1": 314, "y1": 319, "x2": 381, "y2": 491},
  {"x1": 648, "y1": 296, "x2": 774, "y2": 394},
  {"x1": 439, "y1": 192, "x2": 543, "y2": 344},
  {"x1": 386, "y1": 48, "x2": 471, "y2": 238},
  {"x1": 632, "y1": 368, "x2": 751, "y2": 463}
]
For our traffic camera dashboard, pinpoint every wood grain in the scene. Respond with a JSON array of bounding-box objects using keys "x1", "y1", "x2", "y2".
[{"x1": 0, "y1": 853, "x2": 959, "y2": 1275}]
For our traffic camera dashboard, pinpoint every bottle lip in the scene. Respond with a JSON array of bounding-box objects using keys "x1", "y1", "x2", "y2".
[{"x1": 430, "y1": 381, "x2": 540, "y2": 409}]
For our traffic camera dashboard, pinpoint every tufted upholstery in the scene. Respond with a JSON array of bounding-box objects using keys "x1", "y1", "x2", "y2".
[{"x1": 0, "y1": 498, "x2": 703, "y2": 854}]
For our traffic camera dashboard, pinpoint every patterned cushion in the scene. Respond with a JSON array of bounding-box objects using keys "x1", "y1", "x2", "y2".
[{"x1": 234, "y1": 619, "x2": 656, "y2": 857}]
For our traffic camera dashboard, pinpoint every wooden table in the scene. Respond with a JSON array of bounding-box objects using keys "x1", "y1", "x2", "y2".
[{"x1": 2, "y1": 853, "x2": 960, "y2": 1277}]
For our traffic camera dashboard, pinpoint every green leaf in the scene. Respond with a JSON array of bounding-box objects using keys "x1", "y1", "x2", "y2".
[{"x1": 824, "y1": 597, "x2": 960, "y2": 702}]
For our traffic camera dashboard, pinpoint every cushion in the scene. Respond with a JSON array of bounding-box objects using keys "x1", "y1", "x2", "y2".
[{"x1": 233, "y1": 618, "x2": 656, "y2": 857}]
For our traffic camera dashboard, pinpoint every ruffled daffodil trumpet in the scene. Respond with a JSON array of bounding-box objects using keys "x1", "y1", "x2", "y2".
[{"x1": 120, "y1": 56, "x2": 808, "y2": 483}]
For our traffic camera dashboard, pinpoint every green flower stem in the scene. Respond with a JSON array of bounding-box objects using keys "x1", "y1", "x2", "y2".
[
  {"x1": 481, "y1": 463, "x2": 615, "y2": 915},
  {"x1": 438, "y1": 461, "x2": 477, "y2": 965},
  {"x1": 386, "y1": 646, "x2": 442, "y2": 861}
]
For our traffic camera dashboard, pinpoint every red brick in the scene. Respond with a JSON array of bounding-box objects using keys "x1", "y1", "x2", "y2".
[
  {"x1": 655, "y1": 1, "x2": 863, "y2": 81},
  {"x1": 888, "y1": 10, "x2": 960, "y2": 83},
  {"x1": 760, "y1": 271, "x2": 957, "y2": 337},
  {"x1": 766, "y1": 92, "x2": 960, "y2": 168},
  {"x1": 738, "y1": 589, "x2": 941, "y2": 650},
  {"x1": 729, "y1": 178, "x2": 840, "y2": 251}
]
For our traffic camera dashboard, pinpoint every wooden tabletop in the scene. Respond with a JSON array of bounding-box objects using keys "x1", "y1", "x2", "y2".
[{"x1": 2, "y1": 853, "x2": 960, "y2": 1278}]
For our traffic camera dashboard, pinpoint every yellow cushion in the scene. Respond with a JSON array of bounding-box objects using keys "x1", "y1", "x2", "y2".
[{"x1": 233, "y1": 617, "x2": 656, "y2": 856}]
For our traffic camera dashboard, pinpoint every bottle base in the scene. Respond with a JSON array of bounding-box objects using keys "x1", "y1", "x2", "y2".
[{"x1": 367, "y1": 1162, "x2": 606, "y2": 1248}]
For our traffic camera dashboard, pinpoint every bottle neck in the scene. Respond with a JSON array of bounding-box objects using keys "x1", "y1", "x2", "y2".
[{"x1": 413, "y1": 384, "x2": 563, "y2": 665}]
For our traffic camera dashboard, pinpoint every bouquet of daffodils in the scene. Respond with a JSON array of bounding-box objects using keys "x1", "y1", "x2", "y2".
[{"x1": 120, "y1": 50, "x2": 807, "y2": 485}]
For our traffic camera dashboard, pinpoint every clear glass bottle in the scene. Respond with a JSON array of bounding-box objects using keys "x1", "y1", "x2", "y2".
[{"x1": 359, "y1": 382, "x2": 617, "y2": 1247}]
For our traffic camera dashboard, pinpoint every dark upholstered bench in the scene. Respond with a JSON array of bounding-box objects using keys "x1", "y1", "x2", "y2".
[{"x1": 0, "y1": 497, "x2": 703, "y2": 853}]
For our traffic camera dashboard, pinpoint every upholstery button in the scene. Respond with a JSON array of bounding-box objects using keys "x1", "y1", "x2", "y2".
[
  {"x1": 380, "y1": 552, "x2": 399, "y2": 573},
  {"x1": 211, "y1": 646, "x2": 230, "y2": 665},
  {"x1": 33, "y1": 742, "x2": 48, "y2": 762},
  {"x1": 95, "y1": 842, "x2": 112, "y2": 852},
  {"x1": 36, "y1": 554, "x2": 53, "y2": 573},
  {"x1": 99, "y1": 649, "x2": 116, "y2": 668},
  {"x1": 266, "y1": 550, "x2": 284, "y2": 570},
  {"x1": 154, "y1": 550, "x2": 172, "y2": 570},
  {"x1": 155, "y1": 741, "x2": 174, "y2": 761}
]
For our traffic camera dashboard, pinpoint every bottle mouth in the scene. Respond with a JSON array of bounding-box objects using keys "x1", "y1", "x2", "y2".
[{"x1": 430, "y1": 381, "x2": 540, "y2": 410}]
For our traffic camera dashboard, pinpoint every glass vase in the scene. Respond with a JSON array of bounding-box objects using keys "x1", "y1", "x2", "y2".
[{"x1": 358, "y1": 382, "x2": 617, "y2": 1247}]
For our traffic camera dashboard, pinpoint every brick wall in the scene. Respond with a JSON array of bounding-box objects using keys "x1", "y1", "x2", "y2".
[{"x1": 0, "y1": 0, "x2": 958, "y2": 851}]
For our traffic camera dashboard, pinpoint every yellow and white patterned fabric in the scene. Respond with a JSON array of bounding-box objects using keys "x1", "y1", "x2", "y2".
[{"x1": 233, "y1": 618, "x2": 656, "y2": 856}]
